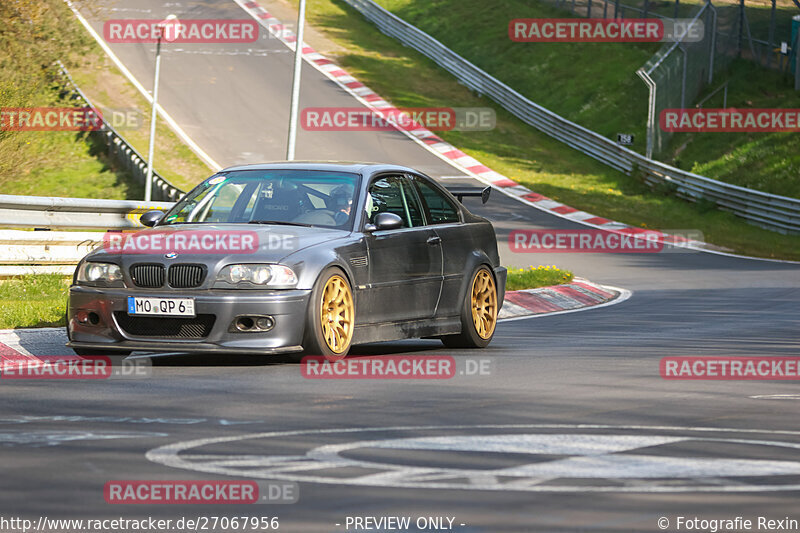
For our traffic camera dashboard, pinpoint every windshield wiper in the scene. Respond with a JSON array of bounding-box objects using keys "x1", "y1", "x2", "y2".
[{"x1": 247, "y1": 220, "x2": 313, "y2": 227}]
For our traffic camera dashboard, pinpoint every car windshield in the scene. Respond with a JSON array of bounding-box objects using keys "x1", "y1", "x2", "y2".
[{"x1": 161, "y1": 169, "x2": 360, "y2": 229}]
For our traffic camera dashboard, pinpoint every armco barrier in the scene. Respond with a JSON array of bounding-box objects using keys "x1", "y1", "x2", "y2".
[
  {"x1": 0, "y1": 230, "x2": 104, "y2": 277},
  {"x1": 0, "y1": 194, "x2": 174, "y2": 230},
  {"x1": 0, "y1": 195, "x2": 174, "y2": 277},
  {"x1": 341, "y1": 0, "x2": 800, "y2": 234}
]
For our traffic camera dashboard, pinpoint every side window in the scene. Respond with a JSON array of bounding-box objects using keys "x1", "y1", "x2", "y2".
[
  {"x1": 367, "y1": 176, "x2": 424, "y2": 228},
  {"x1": 413, "y1": 177, "x2": 461, "y2": 225}
]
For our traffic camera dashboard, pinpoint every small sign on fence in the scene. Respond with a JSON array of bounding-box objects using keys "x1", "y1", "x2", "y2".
[{"x1": 617, "y1": 133, "x2": 634, "y2": 145}]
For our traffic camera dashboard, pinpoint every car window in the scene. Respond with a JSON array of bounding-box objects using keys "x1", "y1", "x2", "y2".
[
  {"x1": 413, "y1": 177, "x2": 461, "y2": 224},
  {"x1": 162, "y1": 170, "x2": 359, "y2": 229},
  {"x1": 367, "y1": 176, "x2": 424, "y2": 228}
]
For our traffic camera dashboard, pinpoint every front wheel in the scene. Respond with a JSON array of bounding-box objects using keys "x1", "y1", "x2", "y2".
[
  {"x1": 302, "y1": 267, "x2": 355, "y2": 359},
  {"x1": 441, "y1": 266, "x2": 498, "y2": 349}
]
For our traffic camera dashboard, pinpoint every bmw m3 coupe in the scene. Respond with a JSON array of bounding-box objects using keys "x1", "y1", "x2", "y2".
[{"x1": 67, "y1": 162, "x2": 506, "y2": 358}]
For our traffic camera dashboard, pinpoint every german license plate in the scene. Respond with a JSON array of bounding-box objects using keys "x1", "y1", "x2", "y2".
[{"x1": 127, "y1": 296, "x2": 195, "y2": 317}]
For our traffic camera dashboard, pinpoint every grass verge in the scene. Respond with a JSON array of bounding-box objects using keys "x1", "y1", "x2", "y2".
[
  {"x1": 0, "y1": 0, "x2": 142, "y2": 199},
  {"x1": 0, "y1": 0, "x2": 210, "y2": 199},
  {"x1": 283, "y1": 0, "x2": 799, "y2": 260},
  {"x1": 506, "y1": 265, "x2": 574, "y2": 291},
  {"x1": 372, "y1": 0, "x2": 800, "y2": 198},
  {"x1": 0, "y1": 275, "x2": 69, "y2": 329}
]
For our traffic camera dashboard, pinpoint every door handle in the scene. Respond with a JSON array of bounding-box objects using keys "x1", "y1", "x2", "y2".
[{"x1": 427, "y1": 235, "x2": 442, "y2": 245}]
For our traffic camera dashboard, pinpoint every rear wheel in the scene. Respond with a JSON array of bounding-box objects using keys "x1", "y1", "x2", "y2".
[
  {"x1": 302, "y1": 267, "x2": 355, "y2": 359},
  {"x1": 441, "y1": 266, "x2": 498, "y2": 349}
]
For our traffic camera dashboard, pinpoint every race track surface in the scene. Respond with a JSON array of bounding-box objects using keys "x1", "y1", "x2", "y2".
[{"x1": 1, "y1": 1, "x2": 799, "y2": 531}]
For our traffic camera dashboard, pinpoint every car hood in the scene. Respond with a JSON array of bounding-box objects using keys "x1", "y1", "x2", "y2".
[{"x1": 84, "y1": 223, "x2": 352, "y2": 264}]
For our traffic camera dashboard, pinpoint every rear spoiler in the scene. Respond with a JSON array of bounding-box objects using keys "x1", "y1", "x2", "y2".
[{"x1": 445, "y1": 186, "x2": 491, "y2": 204}]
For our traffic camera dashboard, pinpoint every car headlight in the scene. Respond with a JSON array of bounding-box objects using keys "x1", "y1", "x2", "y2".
[
  {"x1": 216, "y1": 264, "x2": 297, "y2": 288},
  {"x1": 76, "y1": 262, "x2": 124, "y2": 287}
]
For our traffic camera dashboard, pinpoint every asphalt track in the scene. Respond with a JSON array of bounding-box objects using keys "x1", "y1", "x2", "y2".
[{"x1": 1, "y1": 0, "x2": 800, "y2": 531}]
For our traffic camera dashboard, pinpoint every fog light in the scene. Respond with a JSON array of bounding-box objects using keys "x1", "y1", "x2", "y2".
[
  {"x1": 88, "y1": 312, "x2": 100, "y2": 325},
  {"x1": 231, "y1": 315, "x2": 275, "y2": 333},
  {"x1": 256, "y1": 317, "x2": 274, "y2": 330}
]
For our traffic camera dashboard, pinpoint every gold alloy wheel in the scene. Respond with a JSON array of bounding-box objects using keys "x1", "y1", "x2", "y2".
[
  {"x1": 320, "y1": 274, "x2": 354, "y2": 353},
  {"x1": 471, "y1": 269, "x2": 497, "y2": 339}
]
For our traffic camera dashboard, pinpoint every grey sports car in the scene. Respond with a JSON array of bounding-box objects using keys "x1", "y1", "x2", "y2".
[{"x1": 67, "y1": 162, "x2": 506, "y2": 358}]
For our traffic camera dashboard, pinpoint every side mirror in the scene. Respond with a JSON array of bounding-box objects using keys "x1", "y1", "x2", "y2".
[
  {"x1": 140, "y1": 210, "x2": 165, "y2": 227},
  {"x1": 367, "y1": 212, "x2": 404, "y2": 232}
]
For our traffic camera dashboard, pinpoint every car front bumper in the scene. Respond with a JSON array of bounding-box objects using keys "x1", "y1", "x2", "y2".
[{"x1": 67, "y1": 286, "x2": 311, "y2": 355}]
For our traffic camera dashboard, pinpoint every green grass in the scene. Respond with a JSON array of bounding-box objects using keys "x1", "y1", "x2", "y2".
[
  {"x1": 373, "y1": 0, "x2": 800, "y2": 198},
  {"x1": 0, "y1": 0, "x2": 145, "y2": 200},
  {"x1": 0, "y1": 0, "x2": 211, "y2": 200},
  {"x1": 287, "y1": 0, "x2": 799, "y2": 259},
  {"x1": 0, "y1": 275, "x2": 69, "y2": 329},
  {"x1": 379, "y1": 0, "x2": 657, "y2": 152},
  {"x1": 506, "y1": 265, "x2": 574, "y2": 291},
  {"x1": 666, "y1": 60, "x2": 800, "y2": 198}
]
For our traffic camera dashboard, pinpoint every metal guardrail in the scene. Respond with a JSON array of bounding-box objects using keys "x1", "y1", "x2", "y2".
[
  {"x1": 342, "y1": 0, "x2": 800, "y2": 234},
  {"x1": 0, "y1": 194, "x2": 174, "y2": 230},
  {"x1": 56, "y1": 63, "x2": 186, "y2": 203},
  {"x1": 0, "y1": 230, "x2": 102, "y2": 265},
  {"x1": 0, "y1": 230, "x2": 106, "y2": 278}
]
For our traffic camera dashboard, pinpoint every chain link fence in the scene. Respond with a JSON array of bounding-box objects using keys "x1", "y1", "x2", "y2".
[{"x1": 537, "y1": 0, "x2": 800, "y2": 157}]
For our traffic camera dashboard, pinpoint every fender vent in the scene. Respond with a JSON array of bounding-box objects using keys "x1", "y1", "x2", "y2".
[{"x1": 349, "y1": 256, "x2": 368, "y2": 267}]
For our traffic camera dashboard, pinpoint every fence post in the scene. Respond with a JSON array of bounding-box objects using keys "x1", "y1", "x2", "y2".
[
  {"x1": 738, "y1": 0, "x2": 744, "y2": 57},
  {"x1": 637, "y1": 68, "x2": 657, "y2": 160},
  {"x1": 766, "y1": 0, "x2": 776, "y2": 69},
  {"x1": 708, "y1": 3, "x2": 717, "y2": 85},
  {"x1": 680, "y1": 44, "x2": 688, "y2": 109},
  {"x1": 796, "y1": 29, "x2": 800, "y2": 90}
]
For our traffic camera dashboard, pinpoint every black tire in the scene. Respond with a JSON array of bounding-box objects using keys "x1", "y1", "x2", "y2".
[
  {"x1": 302, "y1": 267, "x2": 355, "y2": 359},
  {"x1": 441, "y1": 265, "x2": 498, "y2": 349}
]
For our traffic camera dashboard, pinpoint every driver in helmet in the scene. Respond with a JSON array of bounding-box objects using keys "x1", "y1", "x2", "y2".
[{"x1": 330, "y1": 184, "x2": 354, "y2": 225}]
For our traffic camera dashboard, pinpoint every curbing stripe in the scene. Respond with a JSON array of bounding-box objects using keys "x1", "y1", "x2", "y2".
[{"x1": 499, "y1": 278, "x2": 625, "y2": 320}]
